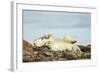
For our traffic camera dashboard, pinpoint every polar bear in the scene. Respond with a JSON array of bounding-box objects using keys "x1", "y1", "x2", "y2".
[{"x1": 33, "y1": 33, "x2": 82, "y2": 57}]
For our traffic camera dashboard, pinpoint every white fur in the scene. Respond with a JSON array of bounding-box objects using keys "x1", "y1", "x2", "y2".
[
  {"x1": 33, "y1": 38, "x2": 44, "y2": 48},
  {"x1": 46, "y1": 40, "x2": 82, "y2": 57},
  {"x1": 62, "y1": 34, "x2": 76, "y2": 43},
  {"x1": 33, "y1": 33, "x2": 82, "y2": 57}
]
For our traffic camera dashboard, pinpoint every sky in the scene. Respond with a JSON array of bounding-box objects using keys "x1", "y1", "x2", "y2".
[{"x1": 22, "y1": 10, "x2": 91, "y2": 45}]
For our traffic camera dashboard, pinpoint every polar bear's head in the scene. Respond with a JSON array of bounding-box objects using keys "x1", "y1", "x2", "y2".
[
  {"x1": 33, "y1": 38, "x2": 45, "y2": 48},
  {"x1": 33, "y1": 33, "x2": 54, "y2": 48},
  {"x1": 62, "y1": 34, "x2": 77, "y2": 44}
]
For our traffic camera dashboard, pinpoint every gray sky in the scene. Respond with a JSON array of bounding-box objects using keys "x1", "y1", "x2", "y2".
[{"x1": 22, "y1": 10, "x2": 91, "y2": 45}]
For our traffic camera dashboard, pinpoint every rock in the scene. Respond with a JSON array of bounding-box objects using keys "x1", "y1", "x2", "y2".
[
  {"x1": 78, "y1": 44, "x2": 91, "y2": 59},
  {"x1": 86, "y1": 44, "x2": 91, "y2": 49},
  {"x1": 64, "y1": 50, "x2": 78, "y2": 60},
  {"x1": 56, "y1": 51, "x2": 65, "y2": 58},
  {"x1": 23, "y1": 39, "x2": 91, "y2": 62},
  {"x1": 34, "y1": 51, "x2": 38, "y2": 55},
  {"x1": 23, "y1": 40, "x2": 33, "y2": 51},
  {"x1": 58, "y1": 58, "x2": 66, "y2": 61},
  {"x1": 81, "y1": 52, "x2": 91, "y2": 59},
  {"x1": 23, "y1": 40, "x2": 38, "y2": 62},
  {"x1": 43, "y1": 52, "x2": 52, "y2": 56},
  {"x1": 78, "y1": 44, "x2": 91, "y2": 52}
]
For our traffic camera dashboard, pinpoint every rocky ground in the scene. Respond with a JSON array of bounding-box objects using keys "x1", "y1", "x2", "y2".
[{"x1": 23, "y1": 40, "x2": 91, "y2": 62}]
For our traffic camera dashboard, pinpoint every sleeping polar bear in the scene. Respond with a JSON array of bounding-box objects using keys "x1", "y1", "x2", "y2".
[{"x1": 33, "y1": 33, "x2": 82, "y2": 57}]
